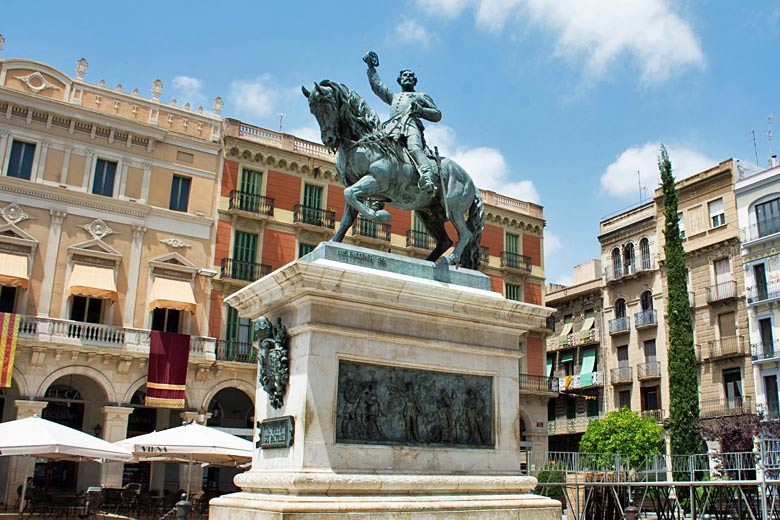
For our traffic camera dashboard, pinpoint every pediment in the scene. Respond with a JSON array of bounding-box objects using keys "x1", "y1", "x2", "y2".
[
  {"x1": 149, "y1": 252, "x2": 198, "y2": 278},
  {"x1": 68, "y1": 238, "x2": 122, "y2": 264},
  {"x1": 0, "y1": 59, "x2": 73, "y2": 102}
]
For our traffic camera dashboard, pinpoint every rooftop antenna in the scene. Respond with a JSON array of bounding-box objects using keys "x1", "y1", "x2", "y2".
[
  {"x1": 637, "y1": 170, "x2": 646, "y2": 202},
  {"x1": 769, "y1": 115, "x2": 774, "y2": 162},
  {"x1": 752, "y1": 129, "x2": 759, "y2": 166},
  {"x1": 279, "y1": 113, "x2": 284, "y2": 133}
]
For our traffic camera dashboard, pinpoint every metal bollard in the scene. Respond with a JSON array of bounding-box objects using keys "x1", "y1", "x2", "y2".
[
  {"x1": 175, "y1": 493, "x2": 191, "y2": 520},
  {"x1": 623, "y1": 502, "x2": 639, "y2": 520}
]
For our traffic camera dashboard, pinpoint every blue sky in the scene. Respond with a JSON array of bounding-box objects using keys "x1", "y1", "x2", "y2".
[{"x1": 3, "y1": 1, "x2": 780, "y2": 285}]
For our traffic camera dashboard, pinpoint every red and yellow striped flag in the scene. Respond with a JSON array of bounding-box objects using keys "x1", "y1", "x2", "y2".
[{"x1": 0, "y1": 313, "x2": 20, "y2": 388}]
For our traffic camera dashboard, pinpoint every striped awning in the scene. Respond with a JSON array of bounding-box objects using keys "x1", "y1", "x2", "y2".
[
  {"x1": 67, "y1": 264, "x2": 117, "y2": 300},
  {"x1": 0, "y1": 253, "x2": 28, "y2": 289},
  {"x1": 149, "y1": 277, "x2": 196, "y2": 313}
]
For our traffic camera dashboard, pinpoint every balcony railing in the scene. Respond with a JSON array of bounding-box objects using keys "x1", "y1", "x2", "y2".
[
  {"x1": 573, "y1": 328, "x2": 600, "y2": 346},
  {"x1": 746, "y1": 281, "x2": 780, "y2": 305},
  {"x1": 706, "y1": 280, "x2": 738, "y2": 303},
  {"x1": 741, "y1": 216, "x2": 780, "y2": 242},
  {"x1": 220, "y1": 258, "x2": 272, "y2": 282},
  {"x1": 548, "y1": 415, "x2": 604, "y2": 435},
  {"x1": 637, "y1": 361, "x2": 662, "y2": 380},
  {"x1": 700, "y1": 336, "x2": 748, "y2": 361},
  {"x1": 608, "y1": 317, "x2": 630, "y2": 335},
  {"x1": 634, "y1": 309, "x2": 657, "y2": 329},
  {"x1": 228, "y1": 190, "x2": 274, "y2": 216},
  {"x1": 752, "y1": 340, "x2": 780, "y2": 361},
  {"x1": 610, "y1": 366, "x2": 633, "y2": 385},
  {"x1": 351, "y1": 217, "x2": 391, "y2": 242},
  {"x1": 518, "y1": 374, "x2": 559, "y2": 394},
  {"x1": 216, "y1": 340, "x2": 256, "y2": 363},
  {"x1": 641, "y1": 409, "x2": 664, "y2": 423},
  {"x1": 405, "y1": 230, "x2": 435, "y2": 250},
  {"x1": 558, "y1": 372, "x2": 603, "y2": 390},
  {"x1": 500, "y1": 251, "x2": 532, "y2": 272},
  {"x1": 700, "y1": 396, "x2": 753, "y2": 419},
  {"x1": 293, "y1": 205, "x2": 335, "y2": 229},
  {"x1": 604, "y1": 260, "x2": 654, "y2": 282},
  {"x1": 16, "y1": 315, "x2": 216, "y2": 358}
]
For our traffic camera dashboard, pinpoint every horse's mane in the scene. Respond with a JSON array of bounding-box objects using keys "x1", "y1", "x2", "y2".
[{"x1": 318, "y1": 80, "x2": 381, "y2": 141}]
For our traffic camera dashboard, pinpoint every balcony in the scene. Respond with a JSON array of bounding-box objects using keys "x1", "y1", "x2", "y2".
[
  {"x1": 228, "y1": 190, "x2": 274, "y2": 217},
  {"x1": 216, "y1": 340, "x2": 255, "y2": 363},
  {"x1": 746, "y1": 281, "x2": 780, "y2": 305},
  {"x1": 634, "y1": 309, "x2": 657, "y2": 329},
  {"x1": 16, "y1": 315, "x2": 216, "y2": 358},
  {"x1": 220, "y1": 258, "x2": 272, "y2": 282},
  {"x1": 637, "y1": 361, "x2": 662, "y2": 380},
  {"x1": 558, "y1": 372, "x2": 604, "y2": 390},
  {"x1": 700, "y1": 396, "x2": 753, "y2": 419},
  {"x1": 548, "y1": 415, "x2": 604, "y2": 435},
  {"x1": 751, "y1": 340, "x2": 780, "y2": 362},
  {"x1": 641, "y1": 409, "x2": 664, "y2": 423},
  {"x1": 518, "y1": 374, "x2": 558, "y2": 395},
  {"x1": 604, "y1": 259, "x2": 654, "y2": 283},
  {"x1": 608, "y1": 317, "x2": 630, "y2": 335},
  {"x1": 351, "y1": 216, "x2": 391, "y2": 243},
  {"x1": 293, "y1": 205, "x2": 335, "y2": 230},
  {"x1": 405, "y1": 229, "x2": 435, "y2": 250},
  {"x1": 699, "y1": 336, "x2": 748, "y2": 362},
  {"x1": 741, "y1": 216, "x2": 780, "y2": 243},
  {"x1": 610, "y1": 366, "x2": 633, "y2": 385},
  {"x1": 706, "y1": 280, "x2": 738, "y2": 303},
  {"x1": 500, "y1": 251, "x2": 532, "y2": 272}
]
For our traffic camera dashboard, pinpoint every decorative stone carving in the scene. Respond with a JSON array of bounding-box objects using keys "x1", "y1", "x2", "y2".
[
  {"x1": 152, "y1": 79, "x2": 163, "y2": 100},
  {"x1": 160, "y1": 238, "x2": 190, "y2": 248},
  {"x1": 81, "y1": 218, "x2": 115, "y2": 240},
  {"x1": 213, "y1": 97, "x2": 223, "y2": 115},
  {"x1": 75, "y1": 58, "x2": 88, "y2": 79},
  {"x1": 16, "y1": 71, "x2": 58, "y2": 94},
  {"x1": 0, "y1": 34, "x2": 5, "y2": 52},
  {"x1": 1, "y1": 203, "x2": 29, "y2": 224},
  {"x1": 336, "y1": 360, "x2": 494, "y2": 448},
  {"x1": 254, "y1": 317, "x2": 289, "y2": 409}
]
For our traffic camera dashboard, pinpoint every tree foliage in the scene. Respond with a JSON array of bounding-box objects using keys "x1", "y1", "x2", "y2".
[
  {"x1": 660, "y1": 145, "x2": 705, "y2": 457},
  {"x1": 699, "y1": 415, "x2": 758, "y2": 453},
  {"x1": 579, "y1": 407, "x2": 664, "y2": 468}
]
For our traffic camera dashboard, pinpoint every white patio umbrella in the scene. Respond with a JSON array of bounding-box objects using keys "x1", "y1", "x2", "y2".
[
  {"x1": 0, "y1": 415, "x2": 133, "y2": 518},
  {"x1": 114, "y1": 422, "x2": 253, "y2": 492}
]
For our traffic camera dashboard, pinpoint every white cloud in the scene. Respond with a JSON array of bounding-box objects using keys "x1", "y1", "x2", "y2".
[
  {"x1": 228, "y1": 74, "x2": 281, "y2": 119},
  {"x1": 394, "y1": 17, "x2": 432, "y2": 46},
  {"x1": 426, "y1": 124, "x2": 540, "y2": 203},
  {"x1": 172, "y1": 75, "x2": 204, "y2": 104},
  {"x1": 288, "y1": 123, "x2": 322, "y2": 144},
  {"x1": 544, "y1": 230, "x2": 562, "y2": 253},
  {"x1": 600, "y1": 142, "x2": 717, "y2": 198},
  {"x1": 413, "y1": 0, "x2": 704, "y2": 83}
]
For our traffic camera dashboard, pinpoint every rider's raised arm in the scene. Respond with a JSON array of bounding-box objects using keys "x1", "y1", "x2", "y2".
[
  {"x1": 367, "y1": 67, "x2": 393, "y2": 106},
  {"x1": 417, "y1": 93, "x2": 442, "y2": 123}
]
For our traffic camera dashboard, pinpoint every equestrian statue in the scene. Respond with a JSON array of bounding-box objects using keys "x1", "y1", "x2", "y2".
[{"x1": 302, "y1": 51, "x2": 484, "y2": 269}]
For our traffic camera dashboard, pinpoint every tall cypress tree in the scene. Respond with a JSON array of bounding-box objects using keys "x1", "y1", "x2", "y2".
[{"x1": 660, "y1": 145, "x2": 704, "y2": 458}]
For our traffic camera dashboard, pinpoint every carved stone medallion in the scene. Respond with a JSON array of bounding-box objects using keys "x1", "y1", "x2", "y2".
[
  {"x1": 1, "y1": 203, "x2": 29, "y2": 224},
  {"x1": 254, "y1": 317, "x2": 289, "y2": 409}
]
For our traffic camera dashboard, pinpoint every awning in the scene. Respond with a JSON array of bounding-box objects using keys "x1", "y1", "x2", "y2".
[
  {"x1": 546, "y1": 356, "x2": 554, "y2": 377},
  {"x1": 580, "y1": 347, "x2": 597, "y2": 387},
  {"x1": 0, "y1": 252, "x2": 29, "y2": 289},
  {"x1": 579, "y1": 316, "x2": 595, "y2": 340},
  {"x1": 68, "y1": 264, "x2": 117, "y2": 300},
  {"x1": 149, "y1": 277, "x2": 196, "y2": 313},
  {"x1": 560, "y1": 352, "x2": 574, "y2": 363},
  {"x1": 558, "y1": 321, "x2": 573, "y2": 345}
]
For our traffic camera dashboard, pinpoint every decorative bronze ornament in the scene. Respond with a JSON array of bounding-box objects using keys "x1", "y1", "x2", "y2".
[{"x1": 254, "y1": 317, "x2": 289, "y2": 409}]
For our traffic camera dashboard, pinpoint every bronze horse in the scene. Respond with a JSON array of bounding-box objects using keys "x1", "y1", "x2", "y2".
[{"x1": 303, "y1": 80, "x2": 484, "y2": 269}]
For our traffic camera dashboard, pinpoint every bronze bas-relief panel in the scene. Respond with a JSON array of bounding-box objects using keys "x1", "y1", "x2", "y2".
[{"x1": 336, "y1": 360, "x2": 494, "y2": 448}]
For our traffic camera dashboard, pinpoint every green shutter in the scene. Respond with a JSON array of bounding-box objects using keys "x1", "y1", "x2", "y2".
[
  {"x1": 303, "y1": 184, "x2": 323, "y2": 209},
  {"x1": 241, "y1": 168, "x2": 262, "y2": 195},
  {"x1": 506, "y1": 233, "x2": 519, "y2": 254},
  {"x1": 298, "y1": 242, "x2": 315, "y2": 258},
  {"x1": 232, "y1": 231, "x2": 258, "y2": 263},
  {"x1": 580, "y1": 347, "x2": 597, "y2": 386},
  {"x1": 413, "y1": 213, "x2": 427, "y2": 233},
  {"x1": 546, "y1": 355, "x2": 554, "y2": 377},
  {"x1": 560, "y1": 352, "x2": 574, "y2": 363}
]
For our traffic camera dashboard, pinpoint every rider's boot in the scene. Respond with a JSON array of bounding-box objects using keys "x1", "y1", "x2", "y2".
[{"x1": 411, "y1": 149, "x2": 437, "y2": 193}]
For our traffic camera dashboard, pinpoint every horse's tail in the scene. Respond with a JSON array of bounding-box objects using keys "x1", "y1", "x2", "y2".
[{"x1": 461, "y1": 190, "x2": 485, "y2": 270}]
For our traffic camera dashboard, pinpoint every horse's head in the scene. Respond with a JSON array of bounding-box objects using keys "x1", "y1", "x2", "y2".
[{"x1": 302, "y1": 82, "x2": 341, "y2": 149}]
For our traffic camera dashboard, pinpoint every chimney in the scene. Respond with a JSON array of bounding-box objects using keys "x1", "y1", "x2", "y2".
[{"x1": 771, "y1": 154, "x2": 779, "y2": 168}]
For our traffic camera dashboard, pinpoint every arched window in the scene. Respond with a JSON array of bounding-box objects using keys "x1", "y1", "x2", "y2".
[
  {"x1": 640, "y1": 291, "x2": 653, "y2": 312},
  {"x1": 612, "y1": 248, "x2": 622, "y2": 278},
  {"x1": 639, "y1": 238, "x2": 650, "y2": 270},
  {"x1": 755, "y1": 196, "x2": 780, "y2": 238},
  {"x1": 614, "y1": 298, "x2": 626, "y2": 319},
  {"x1": 623, "y1": 243, "x2": 635, "y2": 275}
]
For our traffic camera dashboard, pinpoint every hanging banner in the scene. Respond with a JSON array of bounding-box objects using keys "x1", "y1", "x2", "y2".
[{"x1": 145, "y1": 331, "x2": 190, "y2": 408}]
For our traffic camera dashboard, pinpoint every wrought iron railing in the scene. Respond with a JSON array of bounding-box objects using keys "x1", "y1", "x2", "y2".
[
  {"x1": 700, "y1": 396, "x2": 753, "y2": 419},
  {"x1": 405, "y1": 230, "x2": 435, "y2": 249},
  {"x1": 746, "y1": 281, "x2": 780, "y2": 304},
  {"x1": 701, "y1": 335, "x2": 747, "y2": 361},
  {"x1": 228, "y1": 190, "x2": 274, "y2": 216},
  {"x1": 500, "y1": 251, "x2": 532, "y2": 271},
  {"x1": 637, "y1": 361, "x2": 661, "y2": 380},
  {"x1": 216, "y1": 339, "x2": 256, "y2": 363},
  {"x1": 706, "y1": 280, "x2": 738, "y2": 303},
  {"x1": 640, "y1": 409, "x2": 664, "y2": 423},
  {"x1": 604, "y1": 260, "x2": 655, "y2": 282},
  {"x1": 752, "y1": 340, "x2": 780, "y2": 361},
  {"x1": 610, "y1": 366, "x2": 633, "y2": 384},
  {"x1": 351, "y1": 217, "x2": 391, "y2": 242},
  {"x1": 293, "y1": 204, "x2": 335, "y2": 229},
  {"x1": 220, "y1": 258, "x2": 271, "y2": 282},
  {"x1": 741, "y1": 216, "x2": 780, "y2": 242},
  {"x1": 634, "y1": 309, "x2": 657, "y2": 328},
  {"x1": 608, "y1": 316, "x2": 630, "y2": 334},
  {"x1": 518, "y1": 374, "x2": 559, "y2": 393}
]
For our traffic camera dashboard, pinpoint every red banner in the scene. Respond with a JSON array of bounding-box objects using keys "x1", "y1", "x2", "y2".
[
  {"x1": 0, "y1": 313, "x2": 20, "y2": 388},
  {"x1": 145, "y1": 331, "x2": 190, "y2": 408}
]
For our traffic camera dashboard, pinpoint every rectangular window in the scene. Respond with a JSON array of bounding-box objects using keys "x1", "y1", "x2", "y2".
[
  {"x1": 92, "y1": 159, "x2": 117, "y2": 197},
  {"x1": 565, "y1": 399, "x2": 576, "y2": 419},
  {"x1": 6, "y1": 140, "x2": 35, "y2": 180},
  {"x1": 238, "y1": 168, "x2": 263, "y2": 213},
  {"x1": 169, "y1": 175, "x2": 191, "y2": 212},
  {"x1": 0, "y1": 286, "x2": 17, "y2": 313},
  {"x1": 677, "y1": 213, "x2": 686, "y2": 239},
  {"x1": 560, "y1": 351, "x2": 575, "y2": 376},
  {"x1": 760, "y1": 318, "x2": 774, "y2": 357},
  {"x1": 298, "y1": 242, "x2": 315, "y2": 258},
  {"x1": 505, "y1": 233, "x2": 519, "y2": 254},
  {"x1": 70, "y1": 296, "x2": 103, "y2": 324},
  {"x1": 303, "y1": 183, "x2": 323, "y2": 209},
  {"x1": 754, "y1": 263, "x2": 768, "y2": 301},
  {"x1": 644, "y1": 339, "x2": 657, "y2": 363},
  {"x1": 546, "y1": 354, "x2": 554, "y2": 377},
  {"x1": 587, "y1": 396, "x2": 599, "y2": 417},
  {"x1": 505, "y1": 283, "x2": 521, "y2": 301},
  {"x1": 709, "y1": 198, "x2": 725, "y2": 228},
  {"x1": 641, "y1": 386, "x2": 660, "y2": 411},
  {"x1": 618, "y1": 390, "x2": 631, "y2": 410},
  {"x1": 765, "y1": 375, "x2": 779, "y2": 416},
  {"x1": 232, "y1": 231, "x2": 258, "y2": 281},
  {"x1": 718, "y1": 311, "x2": 736, "y2": 339},
  {"x1": 547, "y1": 400, "x2": 556, "y2": 421},
  {"x1": 723, "y1": 368, "x2": 743, "y2": 407},
  {"x1": 151, "y1": 308, "x2": 181, "y2": 333},
  {"x1": 617, "y1": 345, "x2": 629, "y2": 368},
  {"x1": 755, "y1": 197, "x2": 780, "y2": 238}
]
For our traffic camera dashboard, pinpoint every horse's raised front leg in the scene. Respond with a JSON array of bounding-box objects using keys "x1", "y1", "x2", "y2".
[
  {"x1": 332, "y1": 205, "x2": 357, "y2": 243},
  {"x1": 343, "y1": 176, "x2": 392, "y2": 223}
]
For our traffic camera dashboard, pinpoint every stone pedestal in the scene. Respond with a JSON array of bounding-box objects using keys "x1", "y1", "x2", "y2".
[{"x1": 211, "y1": 243, "x2": 559, "y2": 519}]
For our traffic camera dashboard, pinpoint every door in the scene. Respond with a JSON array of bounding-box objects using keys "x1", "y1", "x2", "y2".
[
  {"x1": 759, "y1": 318, "x2": 774, "y2": 358},
  {"x1": 714, "y1": 258, "x2": 732, "y2": 299},
  {"x1": 232, "y1": 231, "x2": 258, "y2": 281},
  {"x1": 302, "y1": 184, "x2": 323, "y2": 224},
  {"x1": 240, "y1": 168, "x2": 263, "y2": 212},
  {"x1": 723, "y1": 368, "x2": 743, "y2": 409},
  {"x1": 754, "y1": 263, "x2": 768, "y2": 301}
]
